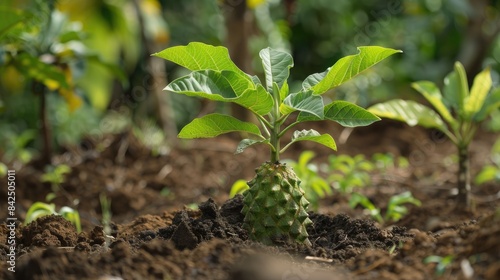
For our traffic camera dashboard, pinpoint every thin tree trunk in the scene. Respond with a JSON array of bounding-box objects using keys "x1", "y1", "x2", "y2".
[
  {"x1": 36, "y1": 82, "x2": 51, "y2": 165},
  {"x1": 458, "y1": 0, "x2": 500, "y2": 82},
  {"x1": 457, "y1": 145, "x2": 471, "y2": 209},
  {"x1": 223, "y1": 0, "x2": 253, "y2": 121},
  {"x1": 132, "y1": 0, "x2": 178, "y2": 145}
]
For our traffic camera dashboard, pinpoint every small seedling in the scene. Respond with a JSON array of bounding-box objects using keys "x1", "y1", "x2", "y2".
[
  {"x1": 326, "y1": 154, "x2": 374, "y2": 193},
  {"x1": 41, "y1": 164, "x2": 71, "y2": 192},
  {"x1": 475, "y1": 139, "x2": 500, "y2": 185},
  {"x1": 349, "y1": 191, "x2": 421, "y2": 224},
  {"x1": 424, "y1": 255, "x2": 454, "y2": 276},
  {"x1": 284, "y1": 151, "x2": 332, "y2": 211},
  {"x1": 369, "y1": 62, "x2": 500, "y2": 209},
  {"x1": 153, "y1": 42, "x2": 400, "y2": 245},
  {"x1": 24, "y1": 202, "x2": 81, "y2": 233}
]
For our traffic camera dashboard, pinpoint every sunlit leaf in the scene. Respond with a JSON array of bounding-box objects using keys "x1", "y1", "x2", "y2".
[
  {"x1": 152, "y1": 42, "x2": 247, "y2": 77},
  {"x1": 368, "y1": 99, "x2": 448, "y2": 132},
  {"x1": 307, "y1": 46, "x2": 402, "y2": 94},
  {"x1": 465, "y1": 67, "x2": 492, "y2": 119},
  {"x1": 299, "y1": 101, "x2": 380, "y2": 127},
  {"x1": 412, "y1": 81, "x2": 454, "y2": 124},
  {"x1": 229, "y1": 179, "x2": 249, "y2": 198},
  {"x1": 473, "y1": 87, "x2": 500, "y2": 122},
  {"x1": 178, "y1": 113, "x2": 262, "y2": 139}
]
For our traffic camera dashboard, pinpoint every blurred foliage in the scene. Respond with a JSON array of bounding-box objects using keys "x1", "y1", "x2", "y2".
[
  {"x1": 475, "y1": 138, "x2": 500, "y2": 185},
  {"x1": 1, "y1": 0, "x2": 499, "y2": 165}
]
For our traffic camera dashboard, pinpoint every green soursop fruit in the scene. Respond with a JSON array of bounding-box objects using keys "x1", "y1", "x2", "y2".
[{"x1": 242, "y1": 162, "x2": 312, "y2": 246}]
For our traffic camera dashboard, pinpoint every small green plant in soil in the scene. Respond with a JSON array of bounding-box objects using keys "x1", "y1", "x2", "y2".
[
  {"x1": 327, "y1": 154, "x2": 374, "y2": 194},
  {"x1": 369, "y1": 62, "x2": 500, "y2": 209},
  {"x1": 424, "y1": 255, "x2": 454, "y2": 276},
  {"x1": 475, "y1": 139, "x2": 500, "y2": 185},
  {"x1": 24, "y1": 202, "x2": 81, "y2": 233},
  {"x1": 41, "y1": 164, "x2": 71, "y2": 192},
  {"x1": 349, "y1": 191, "x2": 421, "y2": 224},
  {"x1": 283, "y1": 151, "x2": 331, "y2": 211},
  {"x1": 153, "y1": 42, "x2": 400, "y2": 245}
]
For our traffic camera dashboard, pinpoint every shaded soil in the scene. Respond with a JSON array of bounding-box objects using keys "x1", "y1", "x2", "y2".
[{"x1": 1, "y1": 121, "x2": 499, "y2": 279}]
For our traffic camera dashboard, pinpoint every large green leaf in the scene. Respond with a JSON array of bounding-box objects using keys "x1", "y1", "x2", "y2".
[
  {"x1": 299, "y1": 101, "x2": 380, "y2": 127},
  {"x1": 152, "y1": 42, "x2": 247, "y2": 77},
  {"x1": 280, "y1": 90, "x2": 324, "y2": 118},
  {"x1": 166, "y1": 70, "x2": 273, "y2": 115},
  {"x1": 178, "y1": 113, "x2": 262, "y2": 139},
  {"x1": 464, "y1": 67, "x2": 492, "y2": 119},
  {"x1": 282, "y1": 129, "x2": 336, "y2": 152},
  {"x1": 368, "y1": 99, "x2": 448, "y2": 132},
  {"x1": 259, "y1": 48, "x2": 293, "y2": 92},
  {"x1": 307, "y1": 46, "x2": 402, "y2": 94},
  {"x1": 411, "y1": 81, "x2": 454, "y2": 124}
]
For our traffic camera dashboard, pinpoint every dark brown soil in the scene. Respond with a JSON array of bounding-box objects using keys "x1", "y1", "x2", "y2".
[{"x1": 1, "y1": 121, "x2": 499, "y2": 279}]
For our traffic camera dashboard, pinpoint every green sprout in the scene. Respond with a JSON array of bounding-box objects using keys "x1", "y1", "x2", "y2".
[
  {"x1": 41, "y1": 164, "x2": 71, "y2": 192},
  {"x1": 475, "y1": 139, "x2": 500, "y2": 185},
  {"x1": 153, "y1": 42, "x2": 400, "y2": 245},
  {"x1": 369, "y1": 62, "x2": 499, "y2": 209},
  {"x1": 424, "y1": 255, "x2": 454, "y2": 276},
  {"x1": 24, "y1": 202, "x2": 81, "y2": 233},
  {"x1": 349, "y1": 191, "x2": 421, "y2": 224}
]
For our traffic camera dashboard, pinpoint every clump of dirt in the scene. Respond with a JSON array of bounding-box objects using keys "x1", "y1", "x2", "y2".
[{"x1": 20, "y1": 215, "x2": 78, "y2": 248}]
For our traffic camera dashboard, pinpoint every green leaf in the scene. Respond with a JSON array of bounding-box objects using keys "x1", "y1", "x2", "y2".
[
  {"x1": 235, "y1": 139, "x2": 268, "y2": 154},
  {"x1": 166, "y1": 70, "x2": 273, "y2": 115},
  {"x1": 308, "y1": 46, "x2": 402, "y2": 94},
  {"x1": 302, "y1": 69, "x2": 328, "y2": 90},
  {"x1": 152, "y1": 42, "x2": 247, "y2": 76},
  {"x1": 229, "y1": 179, "x2": 250, "y2": 198},
  {"x1": 178, "y1": 113, "x2": 262, "y2": 139},
  {"x1": 0, "y1": 7, "x2": 30, "y2": 39},
  {"x1": 24, "y1": 202, "x2": 56, "y2": 225},
  {"x1": 412, "y1": 81, "x2": 454, "y2": 124},
  {"x1": 474, "y1": 165, "x2": 499, "y2": 185},
  {"x1": 455, "y1": 62, "x2": 469, "y2": 110},
  {"x1": 368, "y1": 99, "x2": 448, "y2": 132},
  {"x1": 283, "y1": 129, "x2": 336, "y2": 151},
  {"x1": 14, "y1": 53, "x2": 69, "y2": 89},
  {"x1": 465, "y1": 67, "x2": 492, "y2": 119},
  {"x1": 443, "y1": 71, "x2": 460, "y2": 113},
  {"x1": 281, "y1": 90, "x2": 324, "y2": 118},
  {"x1": 259, "y1": 48, "x2": 293, "y2": 92},
  {"x1": 473, "y1": 87, "x2": 500, "y2": 122},
  {"x1": 299, "y1": 101, "x2": 380, "y2": 127},
  {"x1": 444, "y1": 62, "x2": 469, "y2": 115}
]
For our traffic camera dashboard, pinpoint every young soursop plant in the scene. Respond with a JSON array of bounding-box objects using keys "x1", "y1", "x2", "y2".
[{"x1": 153, "y1": 42, "x2": 400, "y2": 245}]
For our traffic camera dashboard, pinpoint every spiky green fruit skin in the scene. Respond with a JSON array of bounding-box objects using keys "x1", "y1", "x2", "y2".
[{"x1": 242, "y1": 162, "x2": 312, "y2": 246}]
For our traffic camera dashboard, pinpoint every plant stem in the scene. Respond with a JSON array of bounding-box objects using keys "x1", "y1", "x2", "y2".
[
  {"x1": 456, "y1": 143, "x2": 471, "y2": 209},
  {"x1": 270, "y1": 85, "x2": 281, "y2": 163}
]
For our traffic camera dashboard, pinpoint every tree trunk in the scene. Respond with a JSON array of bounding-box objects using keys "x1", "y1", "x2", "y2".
[
  {"x1": 131, "y1": 0, "x2": 178, "y2": 145},
  {"x1": 458, "y1": 0, "x2": 500, "y2": 83},
  {"x1": 457, "y1": 145, "x2": 471, "y2": 209},
  {"x1": 36, "y1": 82, "x2": 51, "y2": 165},
  {"x1": 223, "y1": 0, "x2": 253, "y2": 122}
]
